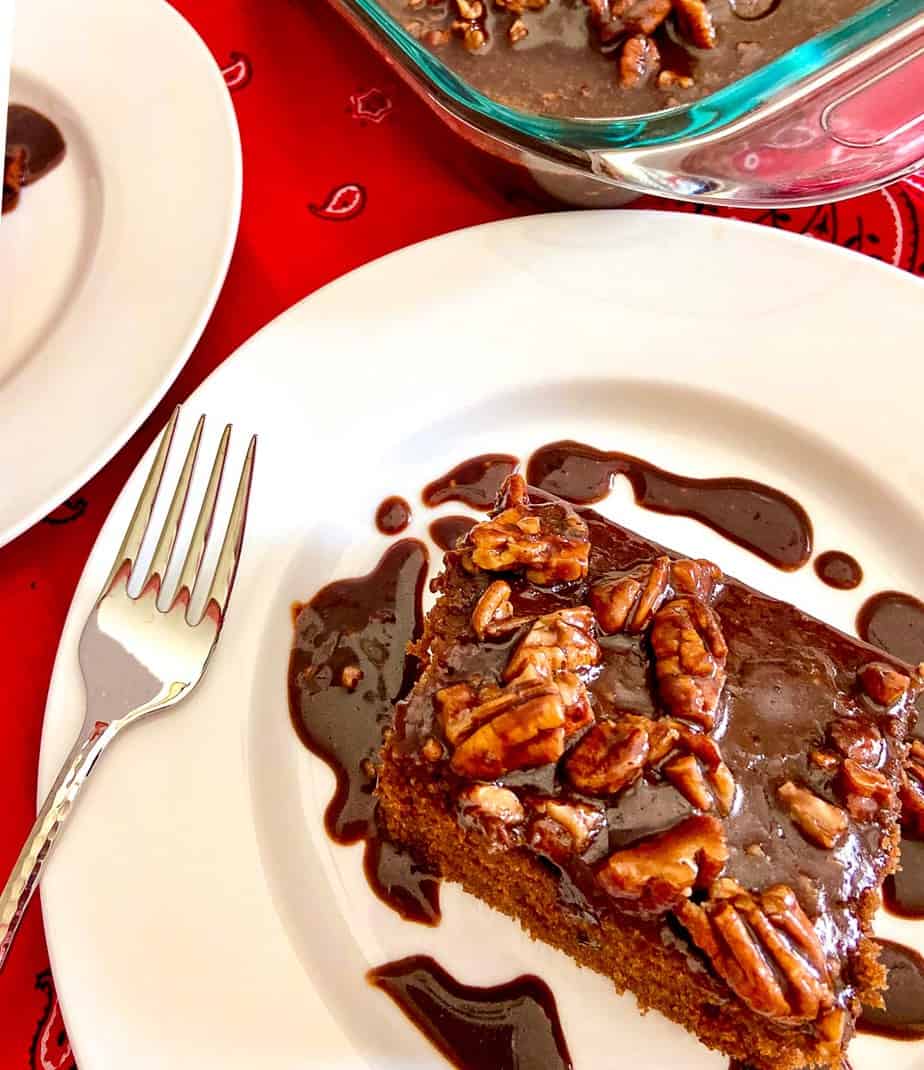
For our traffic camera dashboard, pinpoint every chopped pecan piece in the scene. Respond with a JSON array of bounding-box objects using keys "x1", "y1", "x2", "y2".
[
  {"x1": 664, "y1": 754, "x2": 711, "y2": 810},
  {"x1": 455, "y1": 0, "x2": 483, "y2": 15},
  {"x1": 465, "y1": 474, "x2": 590, "y2": 585},
  {"x1": 340, "y1": 665, "x2": 363, "y2": 690},
  {"x1": 672, "y1": 0, "x2": 716, "y2": 47},
  {"x1": 901, "y1": 740, "x2": 924, "y2": 836},
  {"x1": 669, "y1": 724, "x2": 735, "y2": 814},
  {"x1": 529, "y1": 799, "x2": 606, "y2": 861},
  {"x1": 676, "y1": 882, "x2": 834, "y2": 1023},
  {"x1": 657, "y1": 69, "x2": 694, "y2": 89},
  {"x1": 838, "y1": 757, "x2": 895, "y2": 820},
  {"x1": 463, "y1": 25, "x2": 486, "y2": 50},
  {"x1": 508, "y1": 17, "x2": 529, "y2": 41},
  {"x1": 777, "y1": 781, "x2": 848, "y2": 849},
  {"x1": 620, "y1": 34, "x2": 660, "y2": 87},
  {"x1": 496, "y1": 0, "x2": 548, "y2": 11},
  {"x1": 447, "y1": 679, "x2": 566, "y2": 779},
  {"x1": 828, "y1": 717, "x2": 883, "y2": 767},
  {"x1": 809, "y1": 748, "x2": 841, "y2": 772},
  {"x1": 554, "y1": 670, "x2": 596, "y2": 736},
  {"x1": 858, "y1": 662, "x2": 910, "y2": 707},
  {"x1": 565, "y1": 718, "x2": 650, "y2": 794},
  {"x1": 590, "y1": 557, "x2": 719, "y2": 635},
  {"x1": 504, "y1": 606, "x2": 600, "y2": 682},
  {"x1": 650, "y1": 597, "x2": 727, "y2": 728},
  {"x1": 458, "y1": 784, "x2": 525, "y2": 827},
  {"x1": 595, "y1": 814, "x2": 728, "y2": 911},
  {"x1": 471, "y1": 580, "x2": 513, "y2": 639}
]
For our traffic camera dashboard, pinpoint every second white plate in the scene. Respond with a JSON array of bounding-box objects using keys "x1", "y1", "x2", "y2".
[
  {"x1": 0, "y1": 0, "x2": 241, "y2": 546},
  {"x1": 38, "y1": 212, "x2": 924, "y2": 1070}
]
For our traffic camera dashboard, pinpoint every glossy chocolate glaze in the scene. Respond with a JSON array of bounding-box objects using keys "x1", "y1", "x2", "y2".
[
  {"x1": 3, "y1": 105, "x2": 65, "y2": 213},
  {"x1": 379, "y1": 0, "x2": 869, "y2": 118},
  {"x1": 527, "y1": 440, "x2": 812, "y2": 570},
  {"x1": 396, "y1": 494, "x2": 914, "y2": 1029},
  {"x1": 815, "y1": 552, "x2": 863, "y2": 591},
  {"x1": 288, "y1": 539, "x2": 441, "y2": 922},
  {"x1": 423, "y1": 455, "x2": 519, "y2": 511},
  {"x1": 857, "y1": 940, "x2": 924, "y2": 1040},
  {"x1": 430, "y1": 515, "x2": 477, "y2": 551},
  {"x1": 368, "y1": 954, "x2": 572, "y2": 1070},
  {"x1": 376, "y1": 495, "x2": 412, "y2": 535}
]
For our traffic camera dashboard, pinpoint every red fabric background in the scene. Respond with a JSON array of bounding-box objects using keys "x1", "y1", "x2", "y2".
[{"x1": 1, "y1": 1, "x2": 922, "y2": 1065}]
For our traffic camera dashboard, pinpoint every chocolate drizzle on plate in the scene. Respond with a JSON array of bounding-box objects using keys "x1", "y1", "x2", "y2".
[
  {"x1": 884, "y1": 837, "x2": 924, "y2": 919},
  {"x1": 814, "y1": 551, "x2": 863, "y2": 591},
  {"x1": 423, "y1": 454, "x2": 519, "y2": 511},
  {"x1": 368, "y1": 955, "x2": 572, "y2": 1070},
  {"x1": 526, "y1": 440, "x2": 812, "y2": 570},
  {"x1": 376, "y1": 496, "x2": 412, "y2": 535},
  {"x1": 857, "y1": 590, "x2": 924, "y2": 670},
  {"x1": 430, "y1": 515, "x2": 477, "y2": 551},
  {"x1": 287, "y1": 539, "x2": 441, "y2": 923},
  {"x1": 857, "y1": 940, "x2": 924, "y2": 1040},
  {"x1": 3, "y1": 105, "x2": 66, "y2": 214}
]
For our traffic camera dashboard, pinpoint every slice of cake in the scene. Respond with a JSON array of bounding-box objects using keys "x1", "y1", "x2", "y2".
[{"x1": 378, "y1": 474, "x2": 918, "y2": 1069}]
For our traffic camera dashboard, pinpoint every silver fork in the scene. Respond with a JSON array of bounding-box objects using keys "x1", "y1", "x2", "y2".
[{"x1": 0, "y1": 407, "x2": 256, "y2": 970}]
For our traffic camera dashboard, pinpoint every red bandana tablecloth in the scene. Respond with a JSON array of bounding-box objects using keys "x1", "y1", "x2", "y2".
[{"x1": 1, "y1": 0, "x2": 923, "y2": 1065}]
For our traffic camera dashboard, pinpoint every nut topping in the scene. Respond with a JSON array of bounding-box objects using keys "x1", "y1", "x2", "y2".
[
  {"x1": 464, "y1": 475, "x2": 590, "y2": 585},
  {"x1": 458, "y1": 784, "x2": 525, "y2": 826},
  {"x1": 504, "y1": 606, "x2": 601, "y2": 683},
  {"x1": 664, "y1": 754, "x2": 712, "y2": 810},
  {"x1": 471, "y1": 580, "x2": 514, "y2": 639},
  {"x1": 619, "y1": 34, "x2": 660, "y2": 87},
  {"x1": 529, "y1": 799, "x2": 606, "y2": 861},
  {"x1": 443, "y1": 678, "x2": 566, "y2": 779},
  {"x1": 676, "y1": 882, "x2": 834, "y2": 1023},
  {"x1": 595, "y1": 814, "x2": 728, "y2": 911},
  {"x1": 858, "y1": 662, "x2": 911, "y2": 707},
  {"x1": 590, "y1": 557, "x2": 721, "y2": 636},
  {"x1": 838, "y1": 758, "x2": 895, "y2": 820},
  {"x1": 777, "y1": 781, "x2": 848, "y2": 849},
  {"x1": 650, "y1": 597, "x2": 727, "y2": 728},
  {"x1": 565, "y1": 719, "x2": 651, "y2": 794},
  {"x1": 672, "y1": 0, "x2": 716, "y2": 47},
  {"x1": 508, "y1": 17, "x2": 529, "y2": 42},
  {"x1": 828, "y1": 717, "x2": 883, "y2": 768}
]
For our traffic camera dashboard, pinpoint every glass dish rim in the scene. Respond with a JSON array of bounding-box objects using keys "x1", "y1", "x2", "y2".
[{"x1": 341, "y1": 0, "x2": 924, "y2": 149}]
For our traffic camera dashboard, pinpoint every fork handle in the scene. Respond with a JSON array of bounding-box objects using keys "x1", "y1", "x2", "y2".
[{"x1": 0, "y1": 720, "x2": 116, "y2": 971}]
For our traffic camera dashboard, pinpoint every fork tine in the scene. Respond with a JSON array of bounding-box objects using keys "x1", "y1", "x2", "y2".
[
  {"x1": 200, "y1": 435, "x2": 256, "y2": 624},
  {"x1": 101, "y1": 407, "x2": 180, "y2": 596},
  {"x1": 173, "y1": 424, "x2": 231, "y2": 606},
  {"x1": 141, "y1": 415, "x2": 205, "y2": 597}
]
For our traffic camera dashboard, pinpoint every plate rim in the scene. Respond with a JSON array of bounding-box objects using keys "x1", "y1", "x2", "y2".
[{"x1": 0, "y1": 0, "x2": 242, "y2": 548}]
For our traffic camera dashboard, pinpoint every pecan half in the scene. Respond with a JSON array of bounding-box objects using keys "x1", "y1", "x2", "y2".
[
  {"x1": 565, "y1": 718, "x2": 651, "y2": 794},
  {"x1": 901, "y1": 740, "x2": 924, "y2": 836},
  {"x1": 676, "y1": 882, "x2": 834, "y2": 1023},
  {"x1": 450, "y1": 679, "x2": 565, "y2": 779},
  {"x1": 672, "y1": 0, "x2": 716, "y2": 47},
  {"x1": 464, "y1": 475, "x2": 590, "y2": 585},
  {"x1": 595, "y1": 814, "x2": 728, "y2": 911},
  {"x1": 669, "y1": 723, "x2": 736, "y2": 814},
  {"x1": 504, "y1": 606, "x2": 600, "y2": 682},
  {"x1": 858, "y1": 662, "x2": 911, "y2": 707},
  {"x1": 620, "y1": 34, "x2": 660, "y2": 87},
  {"x1": 650, "y1": 597, "x2": 727, "y2": 728},
  {"x1": 471, "y1": 580, "x2": 513, "y2": 639},
  {"x1": 777, "y1": 781, "x2": 848, "y2": 849}
]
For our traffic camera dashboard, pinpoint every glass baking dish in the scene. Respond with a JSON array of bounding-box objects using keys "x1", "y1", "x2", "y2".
[{"x1": 329, "y1": 0, "x2": 924, "y2": 206}]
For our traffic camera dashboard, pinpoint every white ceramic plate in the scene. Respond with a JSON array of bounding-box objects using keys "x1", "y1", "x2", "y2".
[
  {"x1": 0, "y1": 0, "x2": 240, "y2": 546},
  {"x1": 38, "y1": 213, "x2": 924, "y2": 1070}
]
